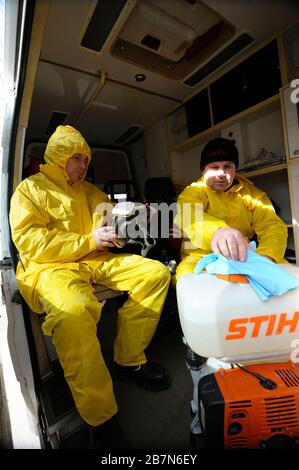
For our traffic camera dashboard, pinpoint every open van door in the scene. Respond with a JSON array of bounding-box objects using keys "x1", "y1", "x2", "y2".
[{"x1": 0, "y1": 0, "x2": 43, "y2": 448}]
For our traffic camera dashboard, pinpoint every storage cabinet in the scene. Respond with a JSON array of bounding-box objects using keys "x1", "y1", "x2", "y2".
[
  {"x1": 245, "y1": 170, "x2": 292, "y2": 226},
  {"x1": 282, "y1": 22, "x2": 299, "y2": 83},
  {"x1": 281, "y1": 84, "x2": 299, "y2": 158},
  {"x1": 245, "y1": 169, "x2": 296, "y2": 264},
  {"x1": 210, "y1": 40, "x2": 281, "y2": 124},
  {"x1": 221, "y1": 96, "x2": 285, "y2": 170},
  {"x1": 288, "y1": 161, "x2": 299, "y2": 262},
  {"x1": 166, "y1": 28, "x2": 299, "y2": 264},
  {"x1": 168, "y1": 96, "x2": 285, "y2": 177}
]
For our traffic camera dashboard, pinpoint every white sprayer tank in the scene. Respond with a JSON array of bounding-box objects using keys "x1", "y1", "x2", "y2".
[{"x1": 177, "y1": 264, "x2": 299, "y2": 364}]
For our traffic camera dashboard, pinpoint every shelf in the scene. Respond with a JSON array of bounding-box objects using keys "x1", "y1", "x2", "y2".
[
  {"x1": 239, "y1": 162, "x2": 287, "y2": 178},
  {"x1": 173, "y1": 163, "x2": 288, "y2": 191},
  {"x1": 288, "y1": 156, "x2": 299, "y2": 165},
  {"x1": 281, "y1": 84, "x2": 299, "y2": 159},
  {"x1": 170, "y1": 95, "x2": 280, "y2": 153}
]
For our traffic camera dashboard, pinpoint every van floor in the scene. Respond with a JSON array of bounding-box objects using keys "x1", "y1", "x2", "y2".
[{"x1": 43, "y1": 292, "x2": 195, "y2": 450}]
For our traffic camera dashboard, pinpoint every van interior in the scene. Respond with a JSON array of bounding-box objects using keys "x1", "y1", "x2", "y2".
[{"x1": 2, "y1": 0, "x2": 299, "y2": 450}]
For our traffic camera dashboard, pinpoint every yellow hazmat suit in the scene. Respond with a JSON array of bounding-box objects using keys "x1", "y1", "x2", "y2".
[
  {"x1": 175, "y1": 174, "x2": 288, "y2": 279},
  {"x1": 10, "y1": 125, "x2": 170, "y2": 425}
]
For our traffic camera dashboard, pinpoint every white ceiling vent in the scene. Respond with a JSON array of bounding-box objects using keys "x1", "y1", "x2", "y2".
[
  {"x1": 121, "y1": 0, "x2": 199, "y2": 61},
  {"x1": 112, "y1": 0, "x2": 236, "y2": 80}
]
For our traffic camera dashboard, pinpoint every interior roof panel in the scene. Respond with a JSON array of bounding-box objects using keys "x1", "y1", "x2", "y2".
[
  {"x1": 27, "y1": 61, "x2": 177, "y2": 145},
  {"x1": 40, "y1": 0, "x2": 299, "y2": 98},
  {"x1": 29, "y1": 0, "x2": 299, "y2": 146}
]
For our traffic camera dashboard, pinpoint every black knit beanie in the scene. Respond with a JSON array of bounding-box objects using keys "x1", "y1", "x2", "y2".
[{"x1": 200, "y1": 137, "x2": 239, "y2": 170}]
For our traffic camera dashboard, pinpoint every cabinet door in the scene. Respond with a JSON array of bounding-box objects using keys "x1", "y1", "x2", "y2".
[
  {"x1": 249, "y1": 170, "x2": 296, "y2": 263},
  {"x1": 282, "y1": 84, "x2": 299, "y2": 158},
  {"x1": 249, "y1": 171, "x2": 292, "y2": 225},
  {"x1": 210, "y1": 40, "x2": 281, "y2": 124},
  {"x1": 282, "y1": 23, "x2": 299, "y2": 83},
  {"x1": 288, "y1": 162, "x2": 299, "y2": 263}
]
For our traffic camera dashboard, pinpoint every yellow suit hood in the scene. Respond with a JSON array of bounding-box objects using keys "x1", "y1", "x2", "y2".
[
  {"x1": 42, "y1": 125, "x2": 91, "y2": 182},
  {"x1": 9, "y1": 125, "x2": 113, "y2": 313}
]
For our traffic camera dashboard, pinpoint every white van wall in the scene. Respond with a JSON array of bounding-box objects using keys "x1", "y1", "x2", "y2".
[
  {"x1": 171, "y1": 145, "x2": 204, "y2": 185},
  {"x1": 144, "y1": 120, "x2": 170, "y2": 178}
]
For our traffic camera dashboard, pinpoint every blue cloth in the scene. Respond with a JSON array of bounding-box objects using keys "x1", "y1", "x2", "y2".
[{"x1": 194, "y1": 242, "x2": 299, "y2": 301}]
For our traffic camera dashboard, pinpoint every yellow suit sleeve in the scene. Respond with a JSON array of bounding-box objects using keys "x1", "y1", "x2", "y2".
[
  {"x1": 10, "y1": 185, "x2": 97, "y2": 263},
  {"x1": 175, "y1": 185, "x2": 228, "y2": 250}
]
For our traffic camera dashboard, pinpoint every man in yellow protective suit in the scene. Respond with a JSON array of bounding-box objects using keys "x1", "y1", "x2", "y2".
[
  {"x1": 9, "y1": 125, "x2": 171, "y2": 447},
  {"x1": 175, "y1": 137, "x2": 288, "y2": 280}
]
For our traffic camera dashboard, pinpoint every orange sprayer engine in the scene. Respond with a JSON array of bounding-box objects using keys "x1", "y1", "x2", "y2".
[
  {"x1": 177, "y1": 264, "x2": 299, "y2": 449},
  {"x1": 199, "y1": 361, "x2": 299, "y2": 449}
]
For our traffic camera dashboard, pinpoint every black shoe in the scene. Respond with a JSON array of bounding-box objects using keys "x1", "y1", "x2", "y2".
[
  {"x1": 89, "y1": 414, "x2": 127, "y2": 449},
  {"x1": 113, "y1": 361, "x2": 171, "y2": 391}
]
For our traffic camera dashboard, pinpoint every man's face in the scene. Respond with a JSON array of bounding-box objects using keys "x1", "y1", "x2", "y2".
[
  {"x1": 202, "y1": 160, "x2": 236, "y2": 192},
  {"x1": 66, "y1": 153, "x2": 89, "y2": 183}
]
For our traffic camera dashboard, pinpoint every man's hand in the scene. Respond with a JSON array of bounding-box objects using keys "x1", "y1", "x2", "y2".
[
  {"x1": 92, "y1": 226, "x2": 119, "y2": 249},
  {"x1": 211, "y1": 227, "x2": 250, "y2": 262}
]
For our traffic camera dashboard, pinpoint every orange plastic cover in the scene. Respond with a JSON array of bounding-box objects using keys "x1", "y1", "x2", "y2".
[{"x1": 216, "y1": 273, "x2": 249, "y2": 283}]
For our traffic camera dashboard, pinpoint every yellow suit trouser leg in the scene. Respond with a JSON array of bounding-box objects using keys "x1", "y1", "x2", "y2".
[
  {"x1": 91, "y1": 254, "x2": 171, "y2": 366},
  {"x1": 35, "y1": 255, "x2": 170, "y2": 426},
  {"x1": 36, "y1": 268, "x2": 117, "y2": 426}
]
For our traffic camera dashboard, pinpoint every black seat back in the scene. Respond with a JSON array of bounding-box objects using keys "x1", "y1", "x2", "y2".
[{"x1": 144, "y1": 177, "x2": 176, "y2": 204}]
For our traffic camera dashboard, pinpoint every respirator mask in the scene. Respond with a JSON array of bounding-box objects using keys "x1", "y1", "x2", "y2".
[{"x1": 111, "y1": 201, "x2": 156, "y2": 257}]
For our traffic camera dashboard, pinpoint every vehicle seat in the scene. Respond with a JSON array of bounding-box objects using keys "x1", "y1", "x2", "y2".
[
  {"x1": 29, "y1": 284, "x2": 125, "y2": 445},
  {"x1": 144, "y1": 177, "x2": 182, "y2": 333},
  {"x1": 144, "y1": 177, "x2": 181, "y2": 264},
  {"x1": 31, "y1": 285, "x2": 125, "y2": 379},
  {"x1": 144, "y1": 176, "x2": 177, "y2": 205}
]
